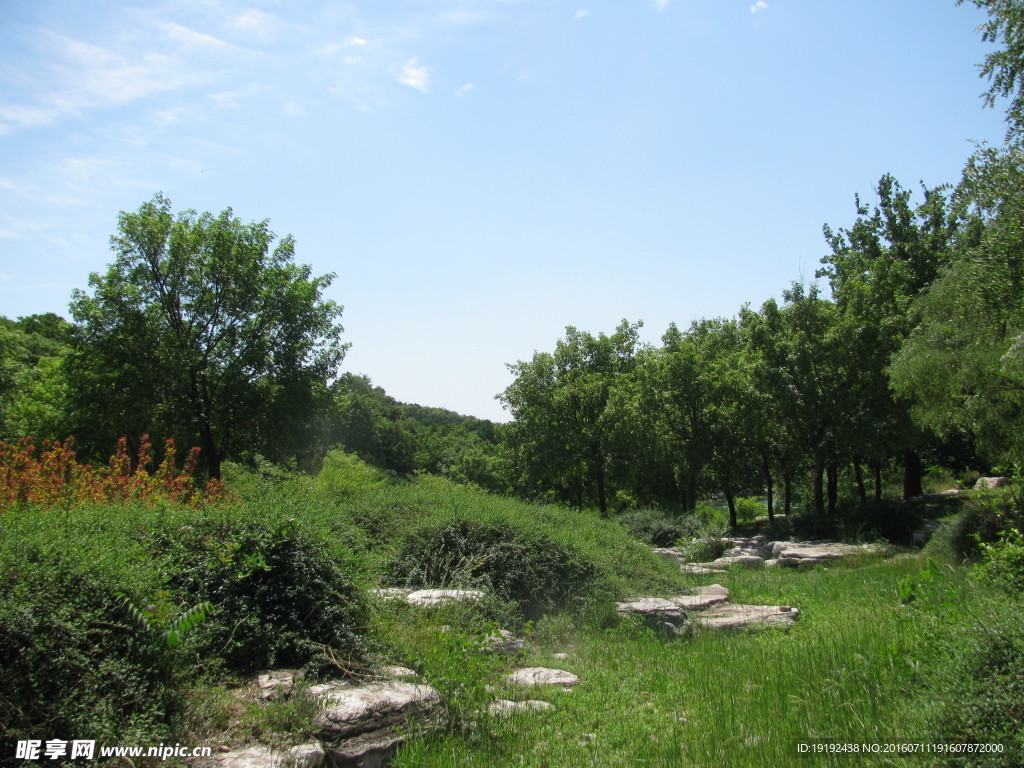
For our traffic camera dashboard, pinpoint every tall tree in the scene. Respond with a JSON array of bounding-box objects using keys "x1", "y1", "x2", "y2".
[
  {"x1": 500, "y1": 320, "x2": 641, "y2": 516},
  {"x1": 67, "y1": 195, "x2": 347, "y2": 479},
  {"x1": 959, "y1": 0, "x2": 1024, "y2": 137},
  {"x1": 818, "y1": 175, "x2": 956, "y2": 498}
]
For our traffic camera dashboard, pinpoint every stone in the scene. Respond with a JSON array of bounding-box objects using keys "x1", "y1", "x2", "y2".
[
  {"x1": 615, "y1": 597, "x2": 691, "y2": 637},
  {"x1": 314, "y1": 681, "x2": 447, "y2": 767},
  {"x1": 256, "y1": 670, "x2": 299, "y2": 701},
  {"x1": 771, "y1": 541, "x2": 866, "y2": 563},
  {"x1": 691, "y1": 603, "x2": 800, "y2": 632},
  {"x1": 478, "y1": 628, "x2": 526, "y2": 655},
  {"x1": 708, "y1": 555, "x2": 765, "y2": 569},
  {"x1": 368, "y1": 588, "x2": 414, "y2": 601},
  {"x1": 680, "y1": 564, "x2": 726, "y2": 575},
  {"x1": 405, "y1": 589, "x2": 486, "y2": 607},
  {"x1": 974, "y1": 476, "x2": 1009, "y2": 490},
  {"x1": 507, "y1": 667, "x2": 580, "y2": 688},
  {"x1": 552, "y1": 652, "x2": 569, "y2": 660},
  {"x1": 488, "y1": 699, "x2": 555, "y2": 717},
  {"x1": 190, "y1": 744, "x2": 325, "y2": 768},
  {"x1": 671, "y1": 584, "x2": 729, "y2": 609}
]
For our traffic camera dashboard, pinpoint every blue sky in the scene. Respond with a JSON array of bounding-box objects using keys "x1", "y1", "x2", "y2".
[{"x1": 0, "y1": 0, "x2": 1009, "y2": 421}]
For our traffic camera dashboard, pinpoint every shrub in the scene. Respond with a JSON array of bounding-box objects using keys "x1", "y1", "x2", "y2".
[
  {"x1": 0, "y1": 555, "x2": 174, "y2": 757},
  {"x1": 616, "y1": 509, "x2": 702, "y2": 547},
  {"x1": 386, "y1": 519, "x2": 597, "y2": 618},
  {"x1": 156, "y1": 514, "x2": 369, "y2": 674},
  {"x1": 976, "y1": 527, "x2": 1024, "y2": 593},
  {"x1": 733, "y1": 496, "x2": 766, "y2": 524}
]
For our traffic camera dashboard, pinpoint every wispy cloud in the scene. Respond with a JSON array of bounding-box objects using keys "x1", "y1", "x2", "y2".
[
  {"x1": 750, "y1": 1, "x2": 768, "y2": 13},
  {"x1": 654, "y1": 0, "x2": 670, "y2": 12},
  {"x1": 575, "y1": 9, "x2": 591, "y2": 19},
  {"x1": 454, "y1": 82, "x2": 474, "y2": 98},
  {"x1": 398, "y1": 58, "x2": 430, "y2": 92}
]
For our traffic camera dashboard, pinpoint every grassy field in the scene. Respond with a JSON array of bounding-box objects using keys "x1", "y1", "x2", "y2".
[
  {"x1": 1, "y1": 456, "x2": 1021, "y2": 767},
  {"x1": 391, "y1": 553, "x2": 1018, "y2": 768}
]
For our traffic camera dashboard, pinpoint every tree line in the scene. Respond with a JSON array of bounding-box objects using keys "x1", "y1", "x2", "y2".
[{"x1": 2, "y1": 0, "x2": 1024, "y2": 526}]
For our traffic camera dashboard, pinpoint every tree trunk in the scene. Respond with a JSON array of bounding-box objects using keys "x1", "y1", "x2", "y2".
[
  {"x1": 902, "y1": 450, "x2": 923, "y2": 500},
  {"x1": 813, "y1": 450, "x2": 826, "y2": 518},
  {"x1": 762, "y1": 450, "x2": 774, "y2": 521},
  {"x1": 854, "y1": 462, "x2": 867, "y2": 505},
  {"x1": 724, "y1": 487, "x2": 737, "y2": 529},
  {"x1": 594, "y1": 451, "x2": 608, "y2": 518},
  {"x1": 783, "y1": 469, "x2": 792, "y2": 515},
  {"x1": 874, "y1": 463, "x2": 883, "y2": 502},
  {"x1": 827, "y1": 463, "x2": 838, "y2": 516}
]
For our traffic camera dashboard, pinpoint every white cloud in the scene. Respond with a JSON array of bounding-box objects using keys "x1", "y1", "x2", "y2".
[
  {"x1": 750, "y1": 1, "x2": 768, "y2": 12},
  {"x1": 575, "y1": 9, "x2": 591, "y2": 19},
  {"x1": 654, "y1": 0, "x2": 670, "y2": 12},
  {"x1": 228, "y1": 9, "x2": 282, "y2": 44},
  {"x1": 454, "y1": 82, "x2": 474, "y2": 98},
  {"x1": 397, "y1": 58, "x2": 430, "y2": 92}
]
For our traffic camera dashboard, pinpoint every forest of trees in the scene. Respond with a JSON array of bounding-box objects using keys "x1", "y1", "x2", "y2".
[{"x1": 3, "y1": 0, "x2": 1024, "y2": 529}]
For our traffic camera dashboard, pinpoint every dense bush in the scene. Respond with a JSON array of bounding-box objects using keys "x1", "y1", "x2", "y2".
[
  {"x1": 386, "y1": 518, "x2": 598, "y2": 618},
  {"x1": 616, "y1": 508, "x2": 702, "y2": 547},
  {"x1": 157, "y1": 514, "x2": 369, "y2": 674}
]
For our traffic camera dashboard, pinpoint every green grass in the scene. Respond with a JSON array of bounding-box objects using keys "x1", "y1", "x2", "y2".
[{"x1": 392, "y1": 555, "x2": 1015, "y2": 768}]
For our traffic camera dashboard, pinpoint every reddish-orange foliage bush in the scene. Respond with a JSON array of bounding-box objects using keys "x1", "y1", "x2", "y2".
[{"x1": 0, "y1": 434, "x2": 229, "y2": 510}]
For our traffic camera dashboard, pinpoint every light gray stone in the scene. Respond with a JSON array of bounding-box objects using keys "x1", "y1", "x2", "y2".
[
  {"x1": 368, "y1": 588, "x2": 414, "y2": 601},
  {"x1": 379, "y1": 666, "x2": 417, "y2": 679},
  {"x1": 488, "y1": 699, "x2": 555, "y2": 717},
  {"x1": 691, "y1": 603, "x2": 800, "y2": 632},
  {"x1": 507, "y1": 667, "x2": 580, "y2": 688},
  {"x1": 708, "y1": 554, "x2": 765, "y2": 569},
  {"x1": 680, "y1": 564, "x2": 726, "y2": 575},
  {"x1": 315, "y1": 681, "x2": 447, "y2": 766},
  {"x1": 256, "y1": 670, "x2": 299, "y2": 701},
  {"x1": 975, "y1": 476, "x2": 1009, "y2": 490},
  {"x1": 405, "y1": 589, "x2": 486, "y2": 607}
]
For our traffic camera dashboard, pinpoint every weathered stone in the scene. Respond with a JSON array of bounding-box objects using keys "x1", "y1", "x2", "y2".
[
  {"x1": 680, "y1": 564, "x2": 726, "y2": 575},
  {"x1": 708, "y1": 554, "x2": 765, "y2": 569},
  {"x1": 772, "y1": 541, "x2": 866, "y2": 563},
  {"x1": 669, "y1": 585, "x2": 729, "y2": 610},
  {"x1": 691, "y1": 603, "x2": 800, "y2": 632},
  {"x1": 368, "y1": 588, "x2": 414, "y2": 601},
  {"x1": 974, "y1": 476, "x2": 1009, "y2": 490},
  {"x1": 616, "y1": 597, "x2": 686, "y2": 620},
  {"x1": 478, "y1": 628, "x2": 526, "y2": 656},
  {"x1": 315, "y1": 681, "x2": 447, "y2": 767},
  {"x1": 190, "y1": 744, "x2": 325, "y2": 768},
  {"x1": 507, "y1": 667, "x2": 580, "y2": 688},
  {"x1": 256, "y1": 670, "x2": 299, "y2": 701},
  {"x1": 405, "y1": 589, "x2": 486, "y2": 607},
  {"x1": 488, "y1": 699, "x2": 555, "y2": 717}
]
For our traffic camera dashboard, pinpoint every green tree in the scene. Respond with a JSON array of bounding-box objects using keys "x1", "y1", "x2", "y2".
[
  {"x1": 500, "y1": 320, "x2": 642, "y2": 517},
  {"x1": 819, "y1": 175, "x2": 956, "y2": 499},
  {"x1": 959, "y1": 0, "x2": 1024, "y2": 137},
  {"x1": 890, "y1": 144, "x2": 1024, "y2": 466},
  {"x1": 67, "y1": 195, "x2": 347, "y2": 479}
]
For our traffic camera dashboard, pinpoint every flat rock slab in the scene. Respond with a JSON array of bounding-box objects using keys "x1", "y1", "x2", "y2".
[
  {"x1": 653, "y1": 547, "x2": 688, "y2": 563},
  {"x1": 975, "y1": 476, "x2": 1009, "y2": 489},
  {"x1": 314, "y1": 681, "x2": 446, "y2": 765},
  {"x1": 616, "y1": 597, "x2": 686, "y2": 620},
  {"x1": 190, "y1": 744, "x2": 325, "y2": 768},
  {"x1": 507, "y1": 667, "x2": 580, "y2": 688},
  {"x1": 406, "y1": 589, "x2": 485, "y2": 606},
  {"x1": 691, "y1": 603, "x2": 800, "y2": 632},
  {"x1": 680, "y1": 564, "x2": 726, "y2": 575},
  {"x1": 488, "y1": 699, "x2": 555, "y2": 717},
  {"x1": 256, "y1": 669, "x2": 299, "y2": 700},
  {"x1": 369, "y1": 587, "x2": 414, "y2": 601},
  {"x1": 771, "y1": 541, "x2": 870, "y2": 562},
  {"x1": 707, "y1": 555, "x2": 765, "y2": 569}
]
